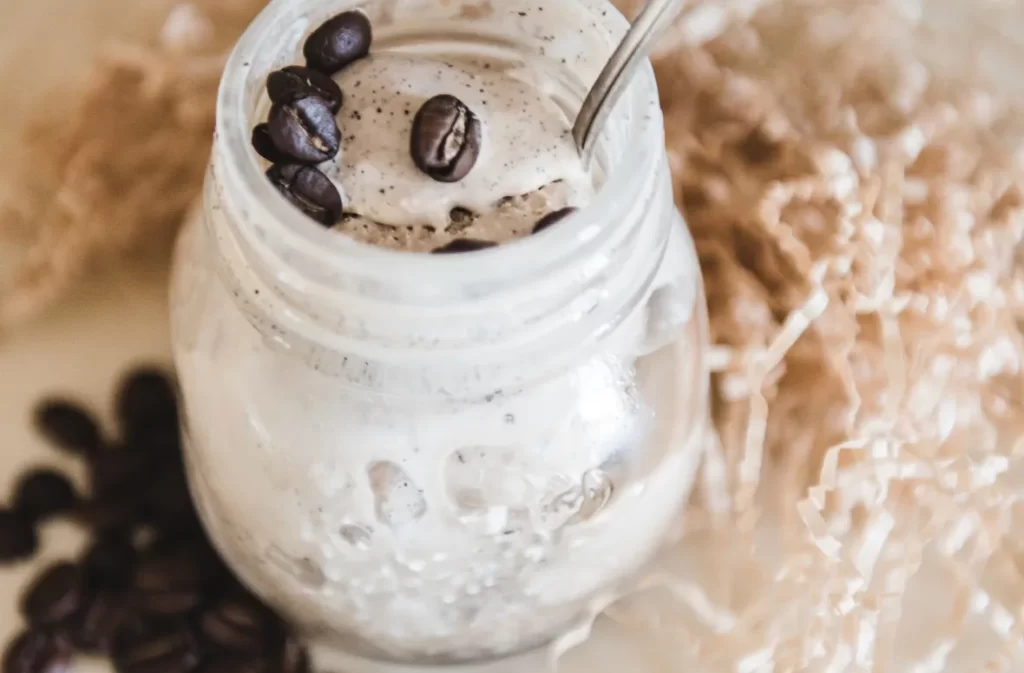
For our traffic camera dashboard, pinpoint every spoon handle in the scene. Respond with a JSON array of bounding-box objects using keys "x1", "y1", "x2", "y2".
[{"x1": 572, "y1": 0, "x2": 688, "y2": 164}]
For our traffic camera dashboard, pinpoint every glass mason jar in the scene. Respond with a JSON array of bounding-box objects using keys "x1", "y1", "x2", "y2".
[{"x1": 170, "y1": 0, "x2": 709, "y2": 665}]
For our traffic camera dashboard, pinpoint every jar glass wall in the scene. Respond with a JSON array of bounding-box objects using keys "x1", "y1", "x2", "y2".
[{"x1": 170, "y1": 0, "x2": 709, "y2": 665}]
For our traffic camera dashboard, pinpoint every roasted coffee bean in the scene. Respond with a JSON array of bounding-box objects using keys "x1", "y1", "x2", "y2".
[
  {"x1": 267, "y1": 98, "x2": 340, "y2": 164},
  {"x1": 34, "y1": 400, "x2": 102, "y2": 456},
  {"x1": 112, "y1": 621, "x2": 204, "y2": 673},
  {"x1": 117, "y1": 368, "x2": 178, "y2": 440},
  {"x1": 267, "y1": 66, "x2": 343, "y2": 113},
  {"x1": 141, "y1": 465, "x2": 195, "y2": 526},
  {"x1": 431, "y1": 238, "x2": 497, "y2": 254},
  {"x1": 134, "y1": 556, "x2": 204, "y2": 616},
  {"x1": 147, "y1": 430, "x2": 183, "y2": 458},
  {"x1": 250, "y1": 125, "x2": 290, "y2": 164},
  {"x1": 79, "y1": 497, "x2": 145, "y2": 539},
  {"x1": 532, "y1": 207, "x2": 578, "y2": 234},
  {"x1": 276, "y1": 637, "x2": 309, "y2": 673},
  {"x1": 134, "y1": 538, "x2": 226, "y2": 617},
  {"x1": 144, "y1": 533, "x2": 222, "y2": 570},
  {"x1": 13, "y1": 470, "x2": 79, "y2": 523},
  {"x1": 199, "y1": 594, "x2": 278, "y2": 654},
  {"x1": 199, "y1": 656, "x2": 266, "y2": 673},
  {"x1": 147, "y1": 509, "x2": 205, "y2": 542},
  {"x1": 116, "y1": 421, "x2": 181, "y2": 465},
  {"x1": 0, "y1": 509, "x2": 38, "y2": 563},
  {"x1": 266, "y1": 164, "x2": 343, "y2": 226},
  {"x1": 135, "y1": 555, "x2": 204, "y2": 591},
  {"x1": 64, "y1": 591, "x2": 132, "y2": 654},
  {"x1": 21, "y1": 563, "x2": 88, "y2": 627},
  {"x1": 90, "y1": 449, "x2": 160, "y2": 500},
  {"x1": 16, "y1": 374, "x2": 309, "y2": 673},
  {"x1": 82, "y1": 535, "x2": 137, "y2": 588},
  {"x1": 2, "y1": 631, "x2": 70, "y2": 673},
  {"x1": 410, "y1": 95, "x2": 482, "y2": 183},
  {"x1": 302, "y1": 11, "x2": 372, "y2": 75}
]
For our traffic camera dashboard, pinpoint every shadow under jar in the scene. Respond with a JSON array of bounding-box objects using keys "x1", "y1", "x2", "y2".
[{"x1": 170, "y1": 0, "x2": 709, "y2": 665}]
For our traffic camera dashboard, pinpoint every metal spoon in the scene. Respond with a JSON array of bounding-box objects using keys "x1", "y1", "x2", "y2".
[{"x1": 572, "y1": 0, "x2": 688, "y2": 163}]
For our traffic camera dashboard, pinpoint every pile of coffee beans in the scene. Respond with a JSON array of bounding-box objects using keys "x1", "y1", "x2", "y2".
[
  {"x1": 252, "y1": 11, "x2": 373, "y2": 227},
  {"x1": 2, "y1": 367, "x2": 307, "y2": 673}
]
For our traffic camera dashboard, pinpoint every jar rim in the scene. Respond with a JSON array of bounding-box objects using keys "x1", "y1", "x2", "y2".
[{"x1": 213, "y1": 0, "x2": 666, "y2": 290}]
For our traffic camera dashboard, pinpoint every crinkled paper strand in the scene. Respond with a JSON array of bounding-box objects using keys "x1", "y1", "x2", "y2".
[
  {"x1": 569, "y1": 0, "x2": 1024, "y2": 671},
  {"x1": 5, "y1": 0, "x2": 1024, "y2": 670}
]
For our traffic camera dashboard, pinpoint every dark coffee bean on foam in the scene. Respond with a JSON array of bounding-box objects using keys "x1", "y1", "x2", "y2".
[
  {"x1": 267, "y1": 66, "x2": 343, "y2": 113},
  {"x1": 251, "y1": 125, "x2": 290, "y2": 165},
  {"x1": 266, "y1": 164, "x2": 343, "y2": 227},
  {"x1": 267, "y1": 98, "x2": 340, "y2": 164},
  {"x1": 410, "y1": 95, "x2": 482, "y2": 183},
  {"x1": 303, "y1": 11, "x2": 372, "y2": 75}
]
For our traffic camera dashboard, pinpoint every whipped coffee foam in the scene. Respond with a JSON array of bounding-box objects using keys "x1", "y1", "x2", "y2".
[
  {"x1": 333, "y1": 181, "x2": 580, "y2": 251},
  {"x1": 318, "y1": 49, "x2": 593, "y2": 250},
  {"x1": 328, "y1": 52, "x2": 591, "y2": 221}
]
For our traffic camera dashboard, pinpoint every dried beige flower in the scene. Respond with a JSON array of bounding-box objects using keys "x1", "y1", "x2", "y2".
[
  {"x1": 0, "y1": 0, "x2": 265, "y2": 331},
  {"x1": 583, "y1": 0, "x2": 1024, "y2": 669}
]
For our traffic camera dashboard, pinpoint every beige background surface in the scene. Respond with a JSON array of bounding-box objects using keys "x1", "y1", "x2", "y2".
[
  {"x1": 0, "y1": 0, "x2": 178, "y2": 443},
  {"x1": 1, "y1": 2, "x2": 1021, "y2": 672},
  {"x1": 0, "y1": 0, "x2": 177, "y2": 177},
  {"x1": 0, "y1": 0, "x2": 176, "y2": 664}
]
